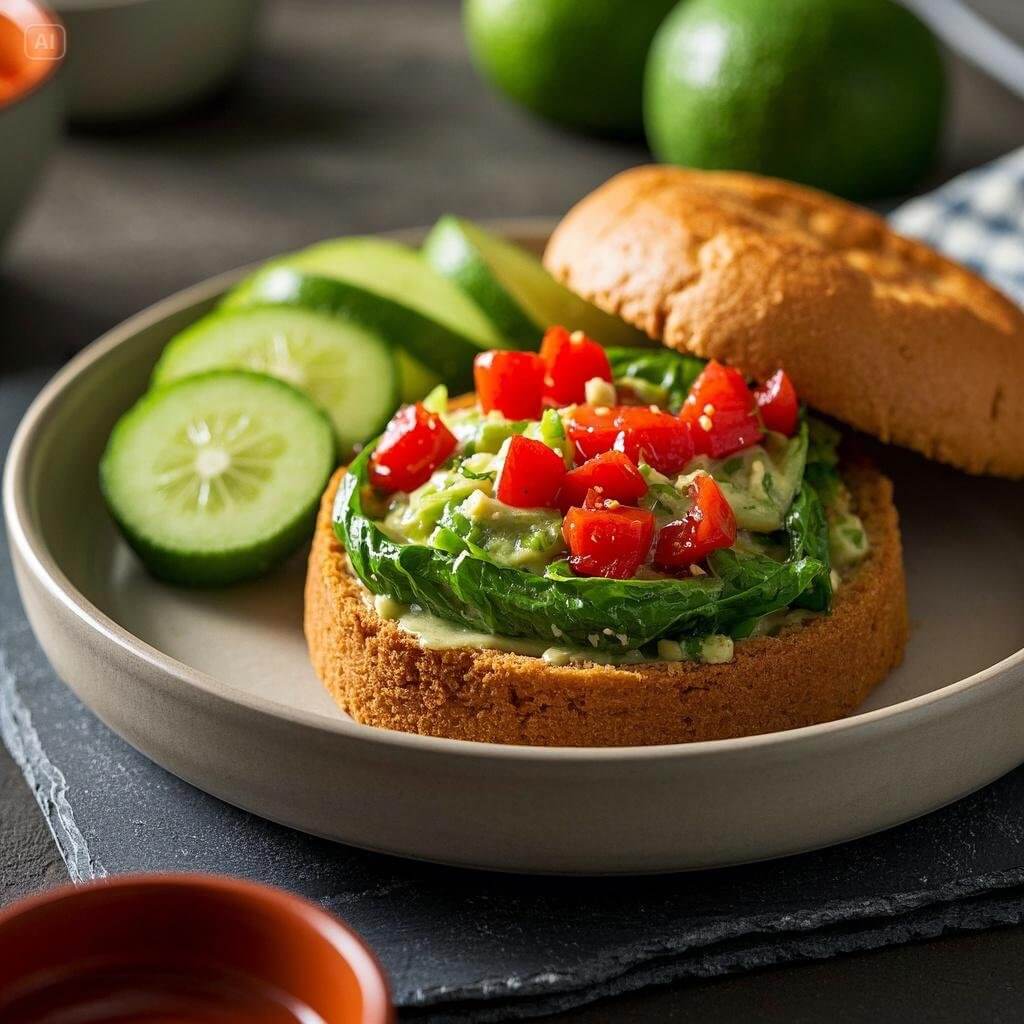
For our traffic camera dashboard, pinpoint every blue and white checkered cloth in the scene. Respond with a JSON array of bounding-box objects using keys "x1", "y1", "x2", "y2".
[{"x1": 890, "y1": 147, "x2": 1024, "y2": 305}]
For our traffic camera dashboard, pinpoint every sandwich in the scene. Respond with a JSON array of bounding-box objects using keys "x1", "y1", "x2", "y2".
[{"x1": 306, "y1": 167, "x2": 1022, "y2": 746}]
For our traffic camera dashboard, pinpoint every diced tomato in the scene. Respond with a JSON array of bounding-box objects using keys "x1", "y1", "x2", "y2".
[
  {"x1": 753, "y1": 369, "x2": 799, "y2": 436},
  {"x1": 653, "y1": 474, "x2": 737, "y2": 571},
  {"x1": 690, "y1": 406, "x2": 763, "y2": 459},
  {"x1": 562, "y1": 500, "x2": 655, "y2": 580},
  {"x1": 540, "y1": 325, "x2": 612, "y2": 406},
  {"x1": 557, "y1": 450, "x2": 647, "y2": 513},
  {"x1": 474, "y1": 350, "x2": 545, "y2": 420},
  {"x1": 612, "y1": 407, "x2": 696, "y2": 476},
  {"x1": 684, "y1": 359, "x2": 752, "y2": 413},
  {"x1": 496, "y1": 435, "x2": 566, "y2": 508},
  {"x1": 369, "y1": 403, "x2": 457, "y2": 493},
  {"x1": 680, "y1": 360, "x2": 763, "y2": 458},
  {"x1": 566, "y1": 404, "x2": 621, "y2": 462},
  {"x1": 566, "y1": 405, "x2": 695, "y2": 475}
]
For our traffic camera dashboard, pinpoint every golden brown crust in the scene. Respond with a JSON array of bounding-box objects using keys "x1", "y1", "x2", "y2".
[
  {"x1": 543, "y1": 165, "x2": 1024, "y2": 478},
  {"x1": 305, "y1": 465, "x2": 907, "y2": 747}
]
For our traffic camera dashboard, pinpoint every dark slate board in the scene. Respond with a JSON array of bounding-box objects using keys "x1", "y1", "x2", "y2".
[{"x1": 6, "y1": 369, "x2": 1024, "y2": 1022}]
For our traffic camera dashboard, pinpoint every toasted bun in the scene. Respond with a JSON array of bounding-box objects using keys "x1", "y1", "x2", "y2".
[
  {"x1": 543, "y1": 166, "x2": 1024, "y2": 478},
  {"x1": 305, "y1": 464, "x2": 907, "y2": 747}
]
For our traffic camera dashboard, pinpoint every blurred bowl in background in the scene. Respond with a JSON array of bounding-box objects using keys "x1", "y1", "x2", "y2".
[
  {"x1": 0, "y1": 0, "x2": 65, "y2": 254},
  {"x1": 52, "y1": 0, "x2": 261, "y2": 123},
  {"x1": 0, "y1": 874, "x2": 394, "y2": 1022}
]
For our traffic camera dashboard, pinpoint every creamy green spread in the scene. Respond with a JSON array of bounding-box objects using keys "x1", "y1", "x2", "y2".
[
  {"x1": 382, "y1": 398, "x2": 857, "y2": 581},
  {"x1": 371, "y1": 591, "x2": 743, "y2": 666}
]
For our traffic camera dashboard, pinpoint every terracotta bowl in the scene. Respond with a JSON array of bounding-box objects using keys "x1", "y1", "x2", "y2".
[
  {"x1": 0, "y1": 0, "x2": 65, "y2": 253},
  {"x1": 0, "y1": 874, "x2": 393, "y2": 1022}
]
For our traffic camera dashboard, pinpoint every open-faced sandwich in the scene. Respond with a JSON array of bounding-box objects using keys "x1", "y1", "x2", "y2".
[
  {"x1": 306, "y1": 166, "x2": 1024, "y2": 747},
  {"x1": 309, "y1": 334, "x2": 905, "y2": 747}
]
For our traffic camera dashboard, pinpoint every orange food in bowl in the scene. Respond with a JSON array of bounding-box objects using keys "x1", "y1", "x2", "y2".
[{"x1": 0, "y1": 3, "x2": 58, "y2": 106}]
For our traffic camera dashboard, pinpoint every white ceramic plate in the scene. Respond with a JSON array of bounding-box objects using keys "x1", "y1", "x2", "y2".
[{"x1": 5, "y1": 221, "x2": 1024, "y2": 874}]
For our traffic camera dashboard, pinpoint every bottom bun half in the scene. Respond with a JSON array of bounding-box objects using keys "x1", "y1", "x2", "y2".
[{"x1": 305, "y1": 466, "x2": 907, "y2": 747}]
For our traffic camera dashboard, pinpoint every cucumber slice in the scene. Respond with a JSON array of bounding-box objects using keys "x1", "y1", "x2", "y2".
[
  {"x1": 223, "y1": 237, "x2": 506, "y2": 350},
  {"x1": 100, "y1": 371, "x2": 335, "y2": 586},
  {"x1": 223, "y1": 268, "x2": 485, "y2": 396},
  {"x1": 422, "y1": 216, "x2": 652, "y2": 348},
  {"x1": 152, "y1": 306, "x2": 398, "y2": 454},
  {"x1": 394, "y1": 350, "x2": 442, "y2": 404}
]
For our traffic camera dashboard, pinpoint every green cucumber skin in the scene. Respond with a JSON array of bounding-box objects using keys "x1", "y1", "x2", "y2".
[
  {"x1": 151, "y1": 306, "x2": 400, "y2": 454},
  {"x1": 222, "y1": 236, "x2": 507, "y2": 350},
  {"x1": 103, "y1": 499, "x2": 321, "y2": 587},
  {"x1": 100, "y1": 371, "x2": 335, "y2": 588},
  {"x1": 224, "y1": 269, "x2": 484, "y2": 394},
  {"x1": 422, "y1": 216, "x2": 540, "y2": 346},
  {"x1": 422, "y1": 215, "x2": 654, "y2": 349}
]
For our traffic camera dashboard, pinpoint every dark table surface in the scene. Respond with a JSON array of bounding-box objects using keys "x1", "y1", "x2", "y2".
[{"x1": 2, "y1": 1, "x2": 1024, "y2": 1019}]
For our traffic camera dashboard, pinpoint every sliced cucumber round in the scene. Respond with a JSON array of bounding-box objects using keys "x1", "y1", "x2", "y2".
[
  {"x1": 100, "y1": 371, "x2": 335, "y2": 586},
  {"x1": 223, "y1": 236, "x2": 505, "y2": 350},
  {"x1": 221, "y1": 268, "x2": 485, "y2": 397},
  {"x1": 422, "y1": 215, "x2": 652, "y2": 348},
  {"x1": 152, "y1": 306, "x2": 398, "y2": 454},
  {"x1": 393, "y1": 349, "x2": 442, "y2": 404}
]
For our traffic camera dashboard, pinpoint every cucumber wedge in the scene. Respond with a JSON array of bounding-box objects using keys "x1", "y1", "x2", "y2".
[
  {"x1": 100, "y1": 371, "x2": 335, "y2": 586},
  {"x1": 224, "y1": 268, "x2": 486, "y2": 397},
  {"x1": 223, "y1": 237, "x2": 506, "y2": 350},
  {"x1": 152, "y1": 306, "x2": 398, "y2": 454},
  {"x1": 422, "y1": 216, "x2": 652, "y2": 348}
]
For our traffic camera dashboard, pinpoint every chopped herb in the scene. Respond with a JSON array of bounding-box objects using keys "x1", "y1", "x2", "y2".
[{"x1": 456, "y1": 458, "x2": 496, "y2": 482}]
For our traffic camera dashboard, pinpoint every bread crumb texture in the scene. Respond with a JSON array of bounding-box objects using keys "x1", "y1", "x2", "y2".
[
  {"x1": 544, "y1": 166, "x2": 1024, "y2": 478},
  {"x1": 306, "y1": 468, "x2": 908, "y2": 747}
]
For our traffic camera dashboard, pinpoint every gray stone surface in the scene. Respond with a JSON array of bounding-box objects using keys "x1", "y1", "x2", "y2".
[
  {"x1": 2, "y1": 1, "x2": 1024, "y2": 1020},
  {"x1": 6, "y1": 488, "x2": 1024, "y2": 1023}
]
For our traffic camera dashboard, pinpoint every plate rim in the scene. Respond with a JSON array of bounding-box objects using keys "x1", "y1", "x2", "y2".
[{"x1": 5, "y1": 217, "x2": 1024, "y2": 765}]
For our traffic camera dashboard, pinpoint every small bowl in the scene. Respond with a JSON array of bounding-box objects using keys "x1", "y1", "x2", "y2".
[
  {"x1": 0, "y1": 874, "x2": 393, "y2": 1022},
  {"x1": 0, "y1": 0, "x2": 65, "y2": 253},
  {"x1": 53, "y1": 0, "x2": 261, "y2": 123}
]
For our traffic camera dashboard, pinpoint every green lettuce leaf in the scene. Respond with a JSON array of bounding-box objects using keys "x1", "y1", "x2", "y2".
[
  {"x1": 784, "y1": 483, "x2": 833, "y2": 612},
  {"x1": 336, "y1": 444, "x2": 829, "y2": 651},
  {"x1": 606, "y1": 347, "x2": 706, "y2": 412},
  {"x1": 804, "y1": 415, "x2": 842, "y2": 507}
]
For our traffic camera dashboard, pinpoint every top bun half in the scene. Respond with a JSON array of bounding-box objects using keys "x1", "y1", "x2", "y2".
[{"x1": 544, "y1": 166, "x2": 1024, "y2": 478}]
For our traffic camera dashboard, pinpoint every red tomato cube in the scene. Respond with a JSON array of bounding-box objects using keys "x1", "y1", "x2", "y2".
[
  {"x1": 562, "y1": 501, "x2": 655, "y2": 580},
  {"x1": 566, "y1": 404, "x2": 621, "y2": 463},
  {"x1": 496, "y1": 434, "x2": 566, "y2": 508},
  {"x1": 540, "y1": 325, "x2": 612, "y2": 406},
  {"x1": 566, "y1": 405, "x2": 696, "y2": 475},
  {"x1": 680, "y1": 360, "x2": 763, "y2": 458},
  {"x1": 754, "y1": 369, "x2": 799, "y2": 436},
  {"x1": 474, "y1": 350, "x2": 545, "y2": 420},
  {"x1": 613, "y1": 406, "x2": 696, "y2": 476},
  {"x1": 558, "y1": 450, "x2": 647, "y2": 513},
  {"x1": 653, "y1": 474, "x2": 737, "y2": 570},
  {"x1": 369, "y1": 403, "x2": 457, "y2": 493}
]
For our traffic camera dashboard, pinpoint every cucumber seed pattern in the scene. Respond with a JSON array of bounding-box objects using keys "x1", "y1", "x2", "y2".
[{"x1": 154, "y1": 412, "x2": 286, "y2": 513}]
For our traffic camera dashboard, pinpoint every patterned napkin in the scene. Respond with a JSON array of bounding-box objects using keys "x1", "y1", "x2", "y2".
[{"x1": 891, "y1": 147, "x2": 1024, "y2": 303}]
